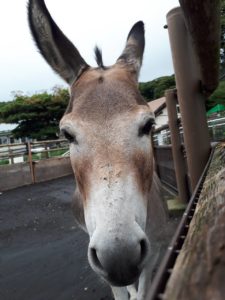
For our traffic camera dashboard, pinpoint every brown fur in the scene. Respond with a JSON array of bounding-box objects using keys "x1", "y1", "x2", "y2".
[
  {"x1": 63, "y1": 65, "x2": 153, "y2": 203},
  {"x1": 72, "y1": 157, "x2": 92, "y2": 205},
  {"x1": 66, "y1": 66, "x2": 147, "y2": 119},
  {"x1": 132, "y1": 149, "x2": 154, "y2": 196}
]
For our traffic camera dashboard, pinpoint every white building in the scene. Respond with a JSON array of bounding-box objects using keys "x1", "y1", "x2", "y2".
[
  {"x1": 0, "y1": 124, "x2": 30, "y2": 145},
  {"x1": 147, "y1": 97, "x2": 168, "y2": 128},
  {"x1": 148, "y1": 97, "x2": 181, "y2": 145}
]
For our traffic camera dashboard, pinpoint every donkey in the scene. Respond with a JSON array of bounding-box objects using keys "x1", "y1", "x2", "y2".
[{"x1": 28, "y1": 1, "x2": 168, "y2": 299}]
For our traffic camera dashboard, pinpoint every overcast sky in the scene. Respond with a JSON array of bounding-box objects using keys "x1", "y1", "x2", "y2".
[{"x1": 0, "y1": 0, "x2": 179, "y2": 102}]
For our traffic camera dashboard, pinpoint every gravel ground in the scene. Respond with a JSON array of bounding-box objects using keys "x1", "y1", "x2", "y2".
[{"x1": 0, "y1": 175, "x2": 180, "y2": 300}]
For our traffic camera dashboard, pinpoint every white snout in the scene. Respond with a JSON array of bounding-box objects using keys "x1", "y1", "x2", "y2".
[
  {"x1": 85, "y1": 175, "x2": 149, "y2": 286},
  {"x1": 88, "y1": 223, "x2": 150, "y2": 286}
]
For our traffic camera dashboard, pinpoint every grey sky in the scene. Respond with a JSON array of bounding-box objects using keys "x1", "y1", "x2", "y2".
[{"x1": 0, "y1": 0, "x2": 179, "y2": 102}]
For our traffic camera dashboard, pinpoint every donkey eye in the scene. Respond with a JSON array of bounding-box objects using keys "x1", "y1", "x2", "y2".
[
  {"x1": 61, "y1": 129, "x2": 77, "y2": 144},
  {"x1": 139, "y1": 119, "x2": 155, "y2": 136}
]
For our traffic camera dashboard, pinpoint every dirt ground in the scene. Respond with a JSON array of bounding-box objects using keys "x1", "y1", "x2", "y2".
[{"x1": 0, "y1": 175, "x2": 180, "y2": 300}]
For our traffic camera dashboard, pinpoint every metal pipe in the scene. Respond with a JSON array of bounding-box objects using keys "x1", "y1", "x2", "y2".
[
  {"x1": 166, "y1": 7, "x2": 211, "y2": 191},
  {"x1": 165, "y1": 89, "x2": 189, "y2": 203},
  {"x1": 179, "y1": 0, "x2": 221, "y2": 95}
]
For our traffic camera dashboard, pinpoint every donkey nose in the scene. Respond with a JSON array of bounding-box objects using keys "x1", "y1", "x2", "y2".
[{"x1": 88, "y1": 230, "x2": 149, "y2": 286}]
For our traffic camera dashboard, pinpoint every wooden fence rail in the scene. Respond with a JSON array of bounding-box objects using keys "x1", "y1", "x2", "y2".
[
  {"x1": 0, "y1": 139, "x2": 69, "y2": 165},
  {"x1": 0, "y1": 139, "x2": 71, "y2": 190}
]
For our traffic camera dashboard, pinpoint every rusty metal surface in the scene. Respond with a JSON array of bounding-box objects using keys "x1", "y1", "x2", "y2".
[
  {"x1": 147, "y1": 147, "x2": 215, "y2": 300},
  {"x1": 165, "y1": 89, "x2": 189, "y2": 203},
  {"x1": 167, "y1": 7, "x2": 211, "y2": 192},
  {"x1": 163, "y1": 145, "x2": 225, "y2": 300},
  {"x1": 179, "y1": 0, "x2": 221, "y2": 95}
]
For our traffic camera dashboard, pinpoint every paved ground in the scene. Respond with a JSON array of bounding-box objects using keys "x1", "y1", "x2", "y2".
[
  {"x1": 0, "y1": 176, "x2": 112, "y2": 300},
  {"x1": 0, "y1": 176, "x2": 180, "y2": 300}
]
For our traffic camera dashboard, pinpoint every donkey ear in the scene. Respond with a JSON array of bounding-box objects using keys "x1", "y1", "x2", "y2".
[
  {"x1": 116, "y1": 21, "x2": 145, "y2": 79},
  {"x1": 28, "y1": 0, "x2": 89, "y2": 85}
]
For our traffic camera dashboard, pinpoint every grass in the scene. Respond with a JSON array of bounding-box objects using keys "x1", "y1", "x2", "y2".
[
  {"x1": 0, "y1": 148, "x2": 69, "y2": 165},
  {"x1": 49, "y1": 149, "x2": 68, "y2": 157},
  {"x1": 23, "y1": 148, "x2": 69, "y2": 161},
  {"x1": 0, "y1": 159, "x2": 9, "y2": 165}
]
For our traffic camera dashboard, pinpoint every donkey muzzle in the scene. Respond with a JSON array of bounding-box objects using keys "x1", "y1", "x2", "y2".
[{"x1": 88, "y1": 224, "x2": 150, "y2": 286}]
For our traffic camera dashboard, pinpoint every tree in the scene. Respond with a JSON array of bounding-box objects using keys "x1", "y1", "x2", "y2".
[
  {"x1": 139, "y1": 75, "x2": 176, "y2": 101},
  {"x1": 220, "y1": 0, "x2": 225, "y2": 72},
  {"x1": 0, "y1": 87, "x2": 69, "y2": 140},
  {"x1": 0, "y1": 102, "x2": 7, "y2": 123}
]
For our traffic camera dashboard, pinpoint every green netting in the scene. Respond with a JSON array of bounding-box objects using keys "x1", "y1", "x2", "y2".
[{"x1": 207, "y1": 104, "x2": 225, "y2": 116}]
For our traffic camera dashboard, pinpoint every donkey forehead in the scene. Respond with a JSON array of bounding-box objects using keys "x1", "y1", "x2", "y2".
[{"x1": 66, "y1": 66, "x2": 152, "y2": 122}]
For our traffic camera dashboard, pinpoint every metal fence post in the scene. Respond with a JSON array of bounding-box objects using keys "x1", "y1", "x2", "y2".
[
  {"x1": 8, "y1": 145, "x2": 14, "y2": 164},
  {"x1": 166, "y1": 7, "x2": 211, "y2": 192},
  {"x1": 44, "y1": 142, "x2": 49, "y2": 159},
  {"x1": 165, "y1": 89, "x2": 189, "y2": 203},
  {"x1": 27, "y1": 142, "x2": 35, "y2": 184}
]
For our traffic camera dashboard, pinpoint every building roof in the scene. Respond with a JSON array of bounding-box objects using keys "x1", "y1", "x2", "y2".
[
  {"x1": 0, "y1": 124, "x2": 17, "y2": 132},
  {"x1": 147, "y1": 97, "x2": 166, "y2": 115}
]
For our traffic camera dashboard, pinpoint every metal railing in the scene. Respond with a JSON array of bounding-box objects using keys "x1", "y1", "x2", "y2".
[
  {"x1": 152, "y1": 122, "x2": 189, "y2": 197},
  {"x1": 147, "y1": 145, "x2": 215, "y2": 299},
  {"x1": 153, "y1": 116, "x2": 225, "y2": 148},
  {"x1": 208, "y1": 116, "x2": 225, "y2": 141}
]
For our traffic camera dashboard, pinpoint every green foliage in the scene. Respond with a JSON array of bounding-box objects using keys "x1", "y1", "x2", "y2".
[
  {"x1": 0, "y1": 87, "x2": 69, "y2": 140},
  {"x1": 0, "y1": 102, "x2": 7, "y2": 122},
  {"x1": 23, "y1": 149, "x2": 68, "y2": 162},
  {"x1": 49, "y1": 149, "x2": 68, "y2": 157},
  {"x1": 139, "y1": 75, "x2": 176, "y2": 101},
  {"x1": 221, "y1": 0, "x2": 225, "y2": 71},
  {"x1": 207, "y1": 80, "x2": 225, "y2": 110},
  {"x1": 0, "y1": 159, "x2": 9, "y2": 165}
]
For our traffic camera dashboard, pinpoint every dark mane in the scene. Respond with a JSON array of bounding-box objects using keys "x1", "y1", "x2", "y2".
[{"x1": 94, "y1": 46, "x2": 106, "y2": 69}]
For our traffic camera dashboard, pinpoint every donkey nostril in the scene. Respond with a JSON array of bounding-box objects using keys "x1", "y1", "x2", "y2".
[
  {"x1": 90, "y1": 248, "x2": 103, "y2": 270},
  {"x1": 139, "y1": 238, "x2": 149, "y2": 265}
]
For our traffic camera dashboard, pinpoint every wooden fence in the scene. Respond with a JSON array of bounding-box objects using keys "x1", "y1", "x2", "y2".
[
  {"x1": 0, "y1": 139, "x2": 72, "y2": 191},
  {"x1": 0, "y1": 139, "x2": 69, "y2": 165}
]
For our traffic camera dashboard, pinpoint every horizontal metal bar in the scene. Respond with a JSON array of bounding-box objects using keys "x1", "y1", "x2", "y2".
[
  {"x1": 31, "y1": 147, "x2": 69, "y2": 154},
  {"x1": 0, "y1": 142, "x2": 27, "y2": 148},
  {"x1": 160, "y1": 179, "x2": 178, "y2": 194},
  {"x1": 30, "y1": 139, "x2": 66, "y2": 145},
  {"x1": 153, "y1": 124, "x2": 170, "y2": 134}
]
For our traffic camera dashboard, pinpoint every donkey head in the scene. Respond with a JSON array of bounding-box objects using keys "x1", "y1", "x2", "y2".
[{"x1": 28, "y1": 0, "x2": 155, "y2": 286}]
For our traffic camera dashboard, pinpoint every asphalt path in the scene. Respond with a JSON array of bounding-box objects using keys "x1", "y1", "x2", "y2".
[
  {"x1": 0, "y1": 176, "x2": 112, "y2": 300},
  {"x1": 0, "y1": 175, "x2": 180, "y2": 300}
]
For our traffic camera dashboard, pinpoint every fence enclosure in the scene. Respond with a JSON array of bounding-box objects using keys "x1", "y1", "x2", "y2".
[
  {"x1": 0, "y1": 140, "x2": 72, "y2": 191},
  {"x1": 148, "y1": 1, "x2": 223, "y2": 299}
]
